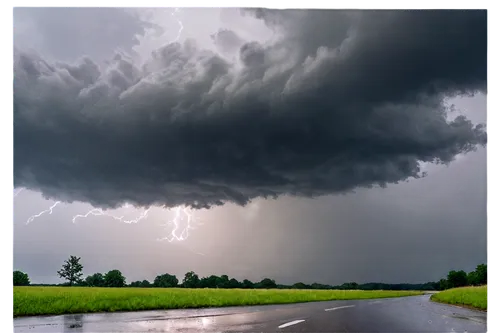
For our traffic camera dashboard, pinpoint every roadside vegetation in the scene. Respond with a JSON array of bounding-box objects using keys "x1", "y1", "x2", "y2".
[
  {"x1": 430, "y1": 264, "x2": 487, "y2": 311},
  {"x1": 431, "y1": 285, "x2": 487, "y2": 311},
  {"x1": 14, "y1": 287, "x2": 423, "y2": 317},
  {"x1": 13, "y1": 255, "x2": 486, "y2": 316}
]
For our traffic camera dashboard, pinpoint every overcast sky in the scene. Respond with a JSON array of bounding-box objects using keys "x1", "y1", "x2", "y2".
[{"x1": 13, "y1": 8, "x2": 486, "y2": 286}]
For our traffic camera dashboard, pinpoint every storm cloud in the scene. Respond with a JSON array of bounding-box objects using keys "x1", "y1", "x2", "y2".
[{"x1": 13, "y1": 9, "x2": 487, "y2": 209}]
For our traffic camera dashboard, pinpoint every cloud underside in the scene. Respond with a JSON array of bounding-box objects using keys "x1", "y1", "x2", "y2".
[{"x1": 14, "y1": 10, "x2": 487, "y2": 209}]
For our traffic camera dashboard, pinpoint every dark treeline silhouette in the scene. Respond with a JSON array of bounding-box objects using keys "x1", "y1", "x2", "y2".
[{"x1": 14, "y1": 255, "x2": 487, "y2": 291}]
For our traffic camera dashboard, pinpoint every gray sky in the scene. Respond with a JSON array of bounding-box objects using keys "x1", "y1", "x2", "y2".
[{"x1": 13, "y1": 8, "x2": 486, "y2": 286}]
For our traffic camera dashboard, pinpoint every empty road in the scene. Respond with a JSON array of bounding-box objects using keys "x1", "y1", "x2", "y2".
[{"x1": 14, "y1": 294, "x2": 486, "y2": 332}]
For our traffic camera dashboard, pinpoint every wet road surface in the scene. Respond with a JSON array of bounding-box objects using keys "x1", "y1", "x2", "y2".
[{"x1": 14, "y1": 294, "x2": 486, "y2": 332}]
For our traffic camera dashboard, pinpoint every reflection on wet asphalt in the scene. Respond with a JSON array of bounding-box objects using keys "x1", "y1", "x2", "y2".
[{"x1": 14, "y1": 295, "x2": 486, "y2": 332}]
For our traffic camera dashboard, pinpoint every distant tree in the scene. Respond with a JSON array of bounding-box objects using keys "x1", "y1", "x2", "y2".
[
  {"x1": 256, "y1": 278, "x2": 277, "y2": 289},
  {"x1": 140, "y1": 280, "x2": 151, "y2": 288},
  {"x1": 357, "y1": 283, "x2": 370, "y2": 290},
  {"x1": 154, "y1": 273, "x2": 178, "y2": 288},
  {"x1": 447, "y1": 270, "x2": 468, "y2": 288},
  {"x1": 439, "y1": 279, "x2": 449, "y2": 290},
  {"x1": 340, "y1": 282, "x2": 359, "y2": 290},
  {"x1": 277, "y1": 284, "x2": 291, "y2": 289},
  {"x1": 130, "y1": 279, "x2": 151, "y2": 288},
  {"x1": 57, "y1": 256, "x2": 84, "y2": 286},
  {"x1": 216, "y1": 275, "x2": 230, "y2": 288},
  {"x1": 241, "y1": 279, "x2": 254, "y2": 289},
  {"x1": 13, "y1": 271, "x2": 30, "y2": 286},
  {"x1": 85, "y1": 273, "x2": 105, "y2": 287},
  {"x1": 182, "y1": 271, "x2": 200, "y2": 288},
  {"x1": 428, "y1": 282, "x2": 440, "y2": 291},
  {"x1": 228, "y1": 278, "x2": 241, "y2": 289},
  {"x1": 467, "y1": 271, "x2": 479, "y2": 286},
  {"x1": 76, "y1": 280, "x2": 88, "y2": 287},
  {"x1": 420, "y1": 282, "x2": 432, "y2": 290},
  {"x1": 292, "y1": 282, "x2": 308, "y2": 289},
  {"x1": 311, "y1": 283, "x2": 329, "y2": 290},
  {"x1": 199, "y1": 275, "x2": 218, "y2": 288},
  {"x1": 475, "y1": 264, "x2": 487, "y2": 285},
  {"x1": 199, "y1": 277, "x2": 208, "y2": 288},
  {"x1": 104, "y1": 270, "x2": 126, "y2": 287}
]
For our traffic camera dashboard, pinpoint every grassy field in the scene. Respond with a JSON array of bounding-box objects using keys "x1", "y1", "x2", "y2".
[
  {"x1": 430, "y1": 286, "x2": 487, "y2": 311},
  {"x1": 14, "y1": 287, "x2": 423, "y2": 317}
]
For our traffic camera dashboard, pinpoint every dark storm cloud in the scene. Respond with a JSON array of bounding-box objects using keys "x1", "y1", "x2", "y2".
[{"x1": 13, "y1": 10, "x2": 487, "y2": 209}]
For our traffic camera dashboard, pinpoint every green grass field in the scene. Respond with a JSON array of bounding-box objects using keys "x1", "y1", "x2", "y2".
[
  {"x1": 430, "y1": 286, "x2": 487, "y2": 311},
  {"x1": 14, "y1": 287, "x2": 423, "y2": 317}
]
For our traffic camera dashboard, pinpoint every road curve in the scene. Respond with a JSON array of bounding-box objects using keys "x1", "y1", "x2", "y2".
[{"x1": 14, "y1": 294, "x2": 486, "y2": 332}]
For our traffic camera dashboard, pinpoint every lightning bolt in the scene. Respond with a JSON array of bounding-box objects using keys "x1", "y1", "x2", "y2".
[
  {"x1": 14, "y1": 188, "x2": 24, "y2": 197},
  {"x1": 26, "y1": 201, "x2": 61, "y2": 224},
  {"x1": 21, "y1": 193, "x2": 204, "y2": 244},
  {"x1": 9, "y1": 187, "x2": 24, "y2": 201},
  {"x1": 71, "y1": 204, "x2": 202, "y2": 244},
  {"x1": 170, "y1": 8, "x2": 184, "y2": 43},
  {"x1": 72, "y1": 206, "x2": 151, "y2": 224},
  {"x1": 158, "y1": 206, "x2": 201, "y2": 242}
]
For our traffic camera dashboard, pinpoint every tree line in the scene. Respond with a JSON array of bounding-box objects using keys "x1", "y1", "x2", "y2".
[{"x1": 13, "y1": 255, "x2": 486, "y2": 291}]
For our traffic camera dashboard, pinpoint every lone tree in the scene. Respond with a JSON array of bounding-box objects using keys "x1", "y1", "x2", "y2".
[
  {"x1": 13, "y1": 270, "x2": 30, "y2": 286},
  {"x1": 57, "y1": 255, "x2": 83, "y2": 286}
]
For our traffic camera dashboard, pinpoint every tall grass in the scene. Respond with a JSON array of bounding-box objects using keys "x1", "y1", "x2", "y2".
[
  {"x1": 14, "y1": 287, "x2": 423, "y2": 317},
  {"x1": 430, "y1": 285, "x2": 487, "y2": 311}
]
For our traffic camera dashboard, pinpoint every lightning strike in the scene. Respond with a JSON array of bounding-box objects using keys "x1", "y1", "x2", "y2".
[
  {"x1": 26, "y1": 201, "x2": 61, "y2": 224},
  {"x1": 14, "y1": 188, "x2": 24, "y2": 197},
  {"x1": 72, "y1": 206, "x2": 151, "y2": 224},
  {"x1": 9, "y1": 187, "x2": 24, "y2": 201},
  {"x1": 24, "y1": 197, "x2": 202, "y2": 243},
  {"x1": 73, "y1": 204, "x2": 202, "y2": 243},
  {"x1": 158, "y1": 206, "x2": 201, "y2": 242},
  {"x1": 170, "y1": 8, "x2": 184, "y2": 43}
]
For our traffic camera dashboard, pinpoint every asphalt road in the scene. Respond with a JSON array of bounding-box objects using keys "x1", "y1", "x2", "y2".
[{"x1": 14, "y1": 294, "x2": 486, "y2": 332}]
